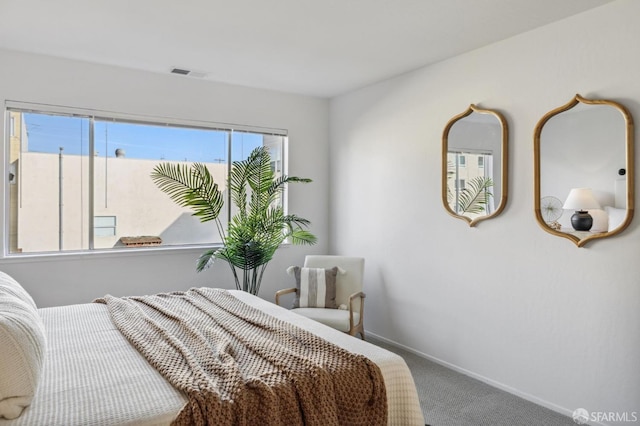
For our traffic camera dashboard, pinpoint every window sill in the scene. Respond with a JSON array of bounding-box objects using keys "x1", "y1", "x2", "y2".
[
  {"x1": 0, "y1": 244, "x2": 222, "y2": 264},
  {"x1": 0, "y1": 242, "x2": 292, "y2": 265}
]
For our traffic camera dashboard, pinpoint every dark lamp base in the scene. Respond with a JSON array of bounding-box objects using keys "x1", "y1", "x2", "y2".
[{"x1": 571, "y1": 210, "x2": 593, "y2": 231}]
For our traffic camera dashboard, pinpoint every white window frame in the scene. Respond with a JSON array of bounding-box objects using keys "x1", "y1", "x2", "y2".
[{"x1": 3, "y1": 101, "x2": 288, "y2": 258}]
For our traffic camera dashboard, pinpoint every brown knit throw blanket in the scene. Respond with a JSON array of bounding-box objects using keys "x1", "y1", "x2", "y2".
[{"x1": 95, "y1": 288, "x2": 387, "y2": 426}]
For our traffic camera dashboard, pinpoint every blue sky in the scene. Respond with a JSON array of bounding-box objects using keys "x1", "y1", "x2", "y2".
[{"x1": 23, "y1": 113, "x2": 262, "y2": 163}]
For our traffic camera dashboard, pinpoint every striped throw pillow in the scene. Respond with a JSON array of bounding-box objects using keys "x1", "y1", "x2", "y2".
[{"x1": 291, "y1": 267, "x2": 338, "y2": 309}]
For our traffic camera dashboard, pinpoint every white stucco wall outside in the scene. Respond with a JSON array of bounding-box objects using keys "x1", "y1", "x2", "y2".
[{"x1": 14, "y1": 152, "x2": 228, "y2": 252}]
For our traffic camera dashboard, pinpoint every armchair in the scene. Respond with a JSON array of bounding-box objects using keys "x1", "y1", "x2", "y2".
[{"x1": 275, "y1": 255, "x2": 366, "y2": 340}]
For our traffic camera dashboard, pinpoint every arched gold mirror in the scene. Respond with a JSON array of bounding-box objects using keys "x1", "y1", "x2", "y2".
[
  {"x1": 442, "y1": 104, "x2": 508, "y2": 226},
  {"x1": 534, "y1": 94, "x2": 634, "y2": 247}
]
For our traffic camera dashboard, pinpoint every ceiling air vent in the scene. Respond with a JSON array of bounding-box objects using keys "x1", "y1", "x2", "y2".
[
  {"x1": 170, "y1": 67, "x2": 191, "y2": 75},
  {"x1": 170, "y1": 67, "x2": 207, "y2": 78}
]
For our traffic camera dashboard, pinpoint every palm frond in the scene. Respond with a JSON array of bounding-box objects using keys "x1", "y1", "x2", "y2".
[
  {"x1": 151, "y1": 162, "x2": 224, "y2": 222},
  {"x1": 288, "y1": 229, "x2": 317, "y2": 245},
  {"x1": 268, "y1": 176, "x2": 312, "y2": 198},
  {"x1": 229, "y1": 158, "x2": 251, "y2": 220},
  {"x1": 282, "y1": 214, "x2": 312, "y2": 227},
  {"x1": 457, "y1": 176, "x2": 493, "y2": 214},
  {"x1": 246, "y1": 146, "x2": 274, "y2": 194},
  {"x1": 196, "y1": 248, "x2": 218, "y2": 273}
]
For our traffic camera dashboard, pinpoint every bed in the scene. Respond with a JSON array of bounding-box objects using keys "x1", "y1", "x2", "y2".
[{"x1": 0, "y1": 272, "x2": 424, "y2": 425}]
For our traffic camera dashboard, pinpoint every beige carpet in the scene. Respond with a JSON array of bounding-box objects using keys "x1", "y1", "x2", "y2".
[{"x1": 369, "y1": 337, "x2": 575, "y2": 426}]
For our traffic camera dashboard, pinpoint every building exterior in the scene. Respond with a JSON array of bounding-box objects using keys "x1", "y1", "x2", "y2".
[{"x1": 9, "y1": 112, "x2": 230, "y2": 253}]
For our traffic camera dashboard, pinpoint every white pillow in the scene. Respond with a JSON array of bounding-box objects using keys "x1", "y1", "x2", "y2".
[
  {"x1": 605, "y1": 206, "x2": 627, "y2": 232},
  {"x1": 0, "y1": 275, "x2": 46, "y2": 420},
  {"x1": 0, "y1": 272, "x2": 37, "y2": 311}
]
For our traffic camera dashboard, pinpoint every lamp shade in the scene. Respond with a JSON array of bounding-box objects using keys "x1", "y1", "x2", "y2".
[{"x1": 562, "y1": 188, "x2": 600, "y2": 211}]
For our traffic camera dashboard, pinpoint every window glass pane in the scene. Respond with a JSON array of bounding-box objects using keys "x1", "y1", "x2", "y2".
[
  {"x1": 9, "y1": 112, "x2": 90, "y2": 253},
  {"x1": 94, "y1": 215, "x2": 116, "y2": 237},
  {"x1": 229, "y1": 131, "x2": 284, "y2": 215},
  {"x1": 231, "y1": 131, "x2": 263, "y2": 162},
  {"x1": 94, "y1": 215, "x2": 116, "y2": 227},
  {"x1": 6, "y1": 106, "x2": 287, "y2": 255},
  {"x1": 94, "y1": 226, "x2": 116, "y2": 237},
  {"x1": 93, "y1": 120, "x2": 229, "y2": 249}
]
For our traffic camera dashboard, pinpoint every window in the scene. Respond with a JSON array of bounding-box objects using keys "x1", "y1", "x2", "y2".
[
  {"x1": 478, "y1": 156, "x2": 484, "y2": 167},
  {"x1": 5, "y1": 104, "x2": 286, "y2": 255},
  {"x1": 94, "y1": 216, "x2": 116, "y2": 237},
  {"x1": 458, "y1": 155, "x2": 466, "y2": 167}
]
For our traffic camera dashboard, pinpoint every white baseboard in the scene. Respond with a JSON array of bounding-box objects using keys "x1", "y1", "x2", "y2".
[{"x1": 366, "y1": 332, "x2": 610, "y2": 426}]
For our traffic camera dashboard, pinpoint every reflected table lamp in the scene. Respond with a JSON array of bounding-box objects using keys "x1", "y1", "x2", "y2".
[{"x1": 563, "y1": 188, "x2": 601, "y2": 231}]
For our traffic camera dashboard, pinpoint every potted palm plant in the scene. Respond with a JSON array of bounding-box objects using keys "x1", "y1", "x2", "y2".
[{"x1": 151, "y1": 146, "x2": 316, "y2": 295}]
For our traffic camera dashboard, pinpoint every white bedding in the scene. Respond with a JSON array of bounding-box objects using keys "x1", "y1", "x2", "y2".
[{"x1": 1, "y1": 289, "x2": 424, "y2": 426}]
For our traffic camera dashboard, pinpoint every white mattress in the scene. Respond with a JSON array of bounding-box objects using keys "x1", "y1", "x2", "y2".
[{"x1": 1, "y1": 289, "x2": 424, "y2": 426}]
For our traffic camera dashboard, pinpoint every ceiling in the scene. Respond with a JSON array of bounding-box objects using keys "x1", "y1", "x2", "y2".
[{"x1": 0, "y1": 0, "x2": 615, "y2": 98}]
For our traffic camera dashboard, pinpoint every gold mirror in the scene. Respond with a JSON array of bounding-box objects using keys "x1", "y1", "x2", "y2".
[
  {"x1": 442, "y1": 104, "x2": 508, "y2": 226},
  {"x1": 534, "y1": 94, "x2": 634, "y2": 247}
]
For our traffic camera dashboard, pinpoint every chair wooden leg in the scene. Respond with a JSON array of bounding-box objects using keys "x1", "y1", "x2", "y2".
[{"x1": 349, "y1": 325, "x2": 365, "y2": 340}]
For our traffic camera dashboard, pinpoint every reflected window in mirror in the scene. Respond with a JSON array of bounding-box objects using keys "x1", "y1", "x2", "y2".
[
  {"x1": 534, "y1": 94, "x2": 634, "y2": 247},
  {"x1": 442, "y1": 104, "x2": 508, "y2": 226}
]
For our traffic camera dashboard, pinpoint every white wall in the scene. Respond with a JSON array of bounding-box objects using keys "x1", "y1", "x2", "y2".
[
  {"x1": 0, "y1": 48, "x2": 330, "y2": 306},
  {"x1": 330, "y1": 0, "x2": 639, "y2": 423}
]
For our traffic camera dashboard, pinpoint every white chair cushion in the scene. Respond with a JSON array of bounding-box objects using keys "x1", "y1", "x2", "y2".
[
  {"x1": 292, "y1": 308, "x2": 360, "y2": 333},
  {"x1": 0, "y1": 274, "x2": 46, "y2": 420}
]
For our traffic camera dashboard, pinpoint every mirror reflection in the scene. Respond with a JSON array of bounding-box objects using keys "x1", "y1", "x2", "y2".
[
  {"x1": 442, "y1": 105, "x2": 508, "y2": 226},
  {"x1": 534, "y1": 94, "x2": 634, "y2": 247}
]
